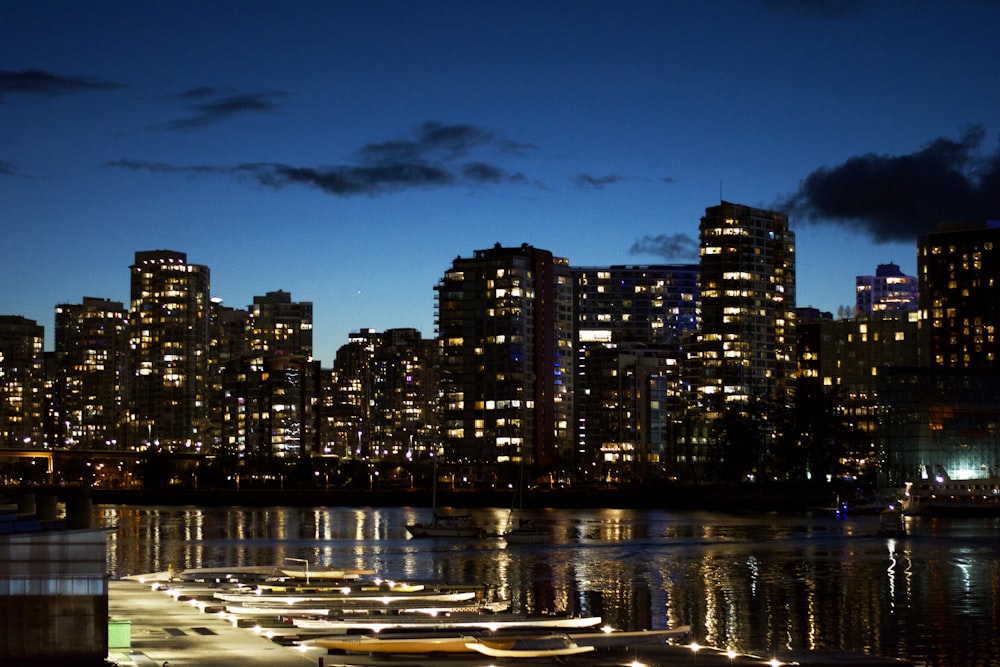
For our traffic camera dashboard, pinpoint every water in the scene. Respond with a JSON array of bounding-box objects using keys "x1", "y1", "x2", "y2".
[{"x1": 97, "y1": 505, "x2": 1000, "y2": 667}]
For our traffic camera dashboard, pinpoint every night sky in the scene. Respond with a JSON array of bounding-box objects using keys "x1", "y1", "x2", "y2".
[{"x1": 3, "y1": 0, "x2": 1000, "y2": 361}]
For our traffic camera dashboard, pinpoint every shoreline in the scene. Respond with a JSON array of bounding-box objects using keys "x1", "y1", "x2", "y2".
[{"x1": 85, "y1": 482, "x2": 842, "y2": 512}]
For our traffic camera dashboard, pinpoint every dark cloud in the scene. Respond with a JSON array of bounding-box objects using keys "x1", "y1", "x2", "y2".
[
  {"x1": 574, "y1": 173, "x2": 625, "y2": 190},
  {"x1": 105, "y1": 159, "x2": 222, "y2": 175},
  {"x1": 154, "y1": 90, "x2": 287, "y2": 131},
  {"x1": 778, "y1": 125, "x2": 1000, "y2": 241},
  {"x1": 762, "y1": 0, "x2": 863, "y2": 18},
  {"x1": 629, "y1": 233, "x2": 700, "y2": 261},
  {"x1": 0, "y1": 160, "x2": 19, "y2": 176},
  {"x1": 107, "y1": 121, "x2": 539, "y2": 196},
  {"x1": 357, "y1": 121, "x2": 533, "y2": 164},
  {"x1": 236, "y1": 162, "x2": 453, "y2": 196},
  {"x1": 0, "y1": 68, "x2": 121, "y2": 102}
]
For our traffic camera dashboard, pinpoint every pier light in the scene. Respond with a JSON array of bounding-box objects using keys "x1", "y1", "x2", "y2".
[
  {"x1": 601, "y1": 625, "x2": 613, "y2": 633},
  {"x1": 770, "y1": 659, "x2": 783, "y2": 667}
]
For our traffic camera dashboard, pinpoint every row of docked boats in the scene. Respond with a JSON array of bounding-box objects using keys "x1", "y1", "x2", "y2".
[{"x1": 128, "y1": 564, "x2": 691, "y2": 659}]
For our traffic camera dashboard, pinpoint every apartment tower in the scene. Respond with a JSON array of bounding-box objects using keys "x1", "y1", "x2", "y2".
[
  {"x1": 129, "y1": 250, "x2": 211, "y2": 448},
  {"x1": 53, "y1": 297, "x2": 130, "y2": 449},
  {"x1": 436, "y1": 244, "x2": 574, "y2": 477}
]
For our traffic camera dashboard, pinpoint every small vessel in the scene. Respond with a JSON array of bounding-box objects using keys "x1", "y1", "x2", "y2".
[
  {"x1": 291, "y1": 613, "x2": 604, "y2": 633},
  {"x1": 405, "y1": 460, "x2": 485, "y2": 538},
  {"x1": 876, "y1": 506, "x2": 907, "y2": 537},
  {"x1": 405, "y1": 512, "x2": 485, "y2": 538},
  {"x1": 901, "y1": 466, "x2": 1000, "y2": 516},
  {"x1": 465, "y1": 634, "x2": 594, "y2": 658},
  {"x1": 502, "y1": 517, "x2": 551, "y2": 544},
  {"x1": 502, "y1": 459, "x2": 551, "y2": 544}
]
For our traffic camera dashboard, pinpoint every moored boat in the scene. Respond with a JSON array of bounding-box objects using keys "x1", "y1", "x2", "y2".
[
  {"x1": 465, "y1": 634, "x2": 594, "y2": 658},
  {"x1": 901, "y1": 467, "x2": 1000, "y2": 516}
]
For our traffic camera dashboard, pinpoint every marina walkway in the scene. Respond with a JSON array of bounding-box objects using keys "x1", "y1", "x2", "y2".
[{"x1": 108, "y1": 579, "x2": 910, "y2": 667}]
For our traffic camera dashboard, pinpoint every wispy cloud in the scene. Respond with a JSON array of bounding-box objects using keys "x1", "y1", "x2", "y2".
[
  {"x1": 0, "y1": 68, "x2": 121, "y2": 102},
  {"x1": 778, "y1": 125, "x2": 1000, "y2": 241},
  {"x1": 629, "y1": 233, "x2": 700, "y2": 261},
  {"x1": 153, "y1": 89, "x2": 287, "y2": 131},
  {"x1": 0, "y1": 159, "x2": 19, "y2": 176},
  {"x1": 574, "y1": 173, "x2": 625, "y2": 190},
  {"x1": 108, "y1": 121, "x2": 540, "y2": 196}
]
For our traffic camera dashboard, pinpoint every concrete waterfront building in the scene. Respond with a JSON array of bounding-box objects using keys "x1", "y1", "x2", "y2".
[
  {"x1": 129, "y1": 250, "x2": 211, "y2": 449},
  {"x1": 52, "y1": 297, "x2": 130, "y2": 450},
  {"x1": 571, "y1": 265, "x2": 699, "y2": 482},
  {"x1": 0, "y1": 491, "x2": 107, "y2": 667},
  {"x1": 436, "y1": 243, "x2": 574, "y2": 479},
  {"x1": 0, "y1": 316, "x2": 45, "y2": 450},
  {"x1": 855, "y1": 262, "x2": 918, "y2": 317}
]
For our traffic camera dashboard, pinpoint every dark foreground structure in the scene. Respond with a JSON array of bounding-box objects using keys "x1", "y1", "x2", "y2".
[{"x1": 0, "y1": 489, "x2": 107, "y2": 667}]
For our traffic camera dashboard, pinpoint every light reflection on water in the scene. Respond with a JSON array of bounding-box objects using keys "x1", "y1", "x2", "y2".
[{"x1": 98, "y1": 506, "x2": 1000, "y2": 666}]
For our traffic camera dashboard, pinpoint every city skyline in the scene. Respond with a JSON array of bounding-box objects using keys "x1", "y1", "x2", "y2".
[{"x1": 4, "y1": 1, "x2": 1000, "y2": 361}]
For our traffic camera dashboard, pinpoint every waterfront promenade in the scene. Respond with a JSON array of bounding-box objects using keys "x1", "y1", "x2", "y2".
[{"x1": 108, "y1": 578, "x2": 909, "y2": 667}]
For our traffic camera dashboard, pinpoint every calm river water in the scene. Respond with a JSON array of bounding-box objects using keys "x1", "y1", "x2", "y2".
[{"x1": 96, "y1": 505, "x2": 1000, "y2": 667}]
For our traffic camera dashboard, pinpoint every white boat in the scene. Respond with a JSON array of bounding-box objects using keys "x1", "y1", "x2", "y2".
[
  {"x1": 465, "y1": 634, "x2": 594, "y2": 658},
  {"x1": 405, "y1": 512, "x2": 486, "y2": 538},
  {"x1": 304, "y1": 625, "x2": 690, "y2": 655},
  {"x1": 902, "y1": 466, "x2": 1000, "y2": 516},
  {"x1": 502, "y1": 517, "x2": 551, "y2": 544},
  {"x1": 214, "y1": 590, "x2": 476, "y2": 605},
  {"x1": 290, "y1": 614, "x2": 604, "y2": 633},
  {"x1": 405, "y1": 460, "x2": 485, "y2": 538}
]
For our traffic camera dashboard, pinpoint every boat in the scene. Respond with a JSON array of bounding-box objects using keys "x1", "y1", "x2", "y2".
[
  {"x1": 901, "y1": 466, "x2": 1000, "y2": 516},
  {"x1": 405, "y1": 460, "x2": 485, "y2": 538},
  {"x1": 307, "y1": 633, "x2": 477, "y2": 655},
  {"x1": 291, "y1": 613, "x2": 604, "y2": 633},
  {"x1": 405, "y1": 512, "x2": 485, "y2": 538},
  {"x1": 502, "y1": 458, "x2": 552, "y2": 544},
  {"x1": 465, "y1": 634, "x2": 594, "y2": 658},
  {"x1": 876, "y1": 506, "x2": 907, "y2": 537},
  {"x1": 502, "y1": 517, "x2": 551, "y2": 544},
  {"x1": 304, "y1": 625, "x2": 690, "y2": 655}
]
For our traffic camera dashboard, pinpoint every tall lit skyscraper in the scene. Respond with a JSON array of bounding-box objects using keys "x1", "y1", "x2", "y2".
[
  {"x1": 129, "y1": 250, "x2": 211, "y2": 448},
  {"x1": 918, "y1": 222, "x2": 1000, "y2": 368},
  {"x1": 436, "y1": 244, "x2": 574, "y2": 474},
  {"x1": 695, "y1": 202, "x2": 796, "y2": 412},
  {"x1": 0, "y1": 316, "x2": 44, "y2": 449},
  {"x1": 53, "y1": 297, "x2": 130, "y2": 449}
]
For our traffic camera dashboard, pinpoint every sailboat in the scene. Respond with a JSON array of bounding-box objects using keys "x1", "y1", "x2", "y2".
[
  {"x1": 405, "y1": 460, "x2": 485, "y2": 538},
  {"x1": 502, "y1": 459, "x2": 551, "y2": 545}
]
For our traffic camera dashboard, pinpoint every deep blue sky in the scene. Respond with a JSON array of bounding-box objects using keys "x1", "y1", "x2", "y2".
[{"x1": 3, "y1": 1, "x2": 1000, "y2": 362}]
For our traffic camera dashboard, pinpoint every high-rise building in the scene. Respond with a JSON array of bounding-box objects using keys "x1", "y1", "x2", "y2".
[
  {"x1": 687, "y1": 202, "x2": 796, "y2": 477},
  {"x1": 0, "y1": 316, "x2": 45, "y2": 449},
  {"x1": 328, "y1": 328, "x2": 438, "y2": 462},
  {"x1": 855, "y1": 262, "x2": 918, "y2": 317},
  {"x1": 52, "y1": 298, "x2": 130, "y2": 449},
  {"x1": 436, "y1": 243, "x2": 574, "y2": 478},
  {"x1": 695, "y1": 202, "x2": 796, "y2": 410},
  {"x1": 571, "y1": 265, "x2": 699, "y2": 481},
  {"x1": 129, "y1": 250, "x2": 211, "y2": 449},
  {"x1": 249, "y1": 290, "x2": 313, "y2": 359},
  {"x1": 918, "y1": 222, "x2": 1000, "y2": 368},
  {"x1": 218, "y1": 290, "x2": 318, "y2": 458}
]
